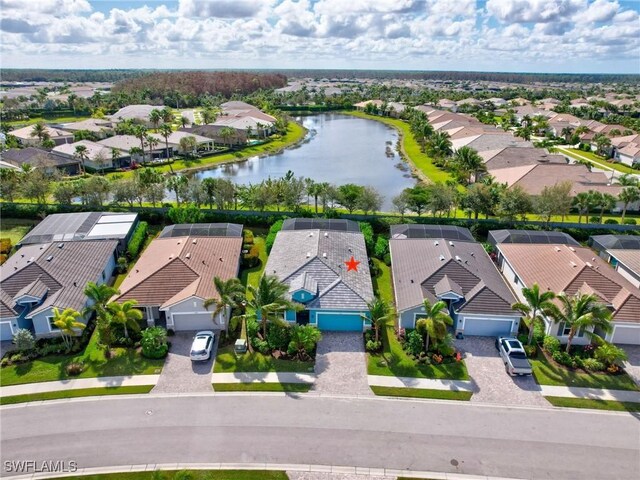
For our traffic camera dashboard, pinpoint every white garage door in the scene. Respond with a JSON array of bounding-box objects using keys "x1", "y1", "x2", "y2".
[
  {"x1": 611, "y1": 325, "x2": 640, "y2": 345},
  {"x1": 463, "y1": 318, "x2": 513, "y2": 337},
  {"x1": 172, "y1": 313, "x2": 216, "y2": 331},
  {"x1": 0, "y1": 322, "x2": 13, "y2": 341}
]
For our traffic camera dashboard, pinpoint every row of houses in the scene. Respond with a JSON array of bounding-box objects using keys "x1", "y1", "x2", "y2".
[{"x1": 2, "y1": 213, "x2": 639, "y2": 347}]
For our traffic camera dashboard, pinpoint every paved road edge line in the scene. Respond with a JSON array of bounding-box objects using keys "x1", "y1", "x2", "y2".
[{"x1": 7, "y1": 462, "x2": 526, "y2": 480}]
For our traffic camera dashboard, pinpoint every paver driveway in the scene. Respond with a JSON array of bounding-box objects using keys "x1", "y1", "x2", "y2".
[
  {"x1": 152, "y1": 332, "x2": 216, "y2": 394},
  {"x1": 623, "y1": 345, "x2": 640, "y2": 387},
  {"x1": 311, "y1": 332, "x2": 371, "y2": 395},
  {"x1": 456, "y1": 336, "x2": 548, "y2": 406}
]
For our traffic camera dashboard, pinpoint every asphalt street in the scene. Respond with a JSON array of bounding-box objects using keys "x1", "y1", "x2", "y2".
[{"x1": 1, "y1": 394, "x2": 638, "y2": 479}]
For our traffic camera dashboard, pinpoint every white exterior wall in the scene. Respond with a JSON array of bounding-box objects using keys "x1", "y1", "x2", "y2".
[
  {"x1": 615, "y1": 264, "x2": 640, "y2": 288},
  {"x1": 398, "y1": 305, "x2": 429, "y2": 329},
  {"x1": 618, "y1": 153, "x2": 636, "y2": 167}
]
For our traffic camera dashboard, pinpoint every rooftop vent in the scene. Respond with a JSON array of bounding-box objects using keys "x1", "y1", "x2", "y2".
[
  {"x1": 410, "y1": 279, "x2": 414, "y2": 284},
  {"x1": 434, "y1": 240, "x2": 439, "y2": 246},
  {"x1": 308, "y1": 232, "x2": 314, "y2": 237},
  {"x1": 322, "y1": 252, "x2": 327, "y2": 258},
  {"x1": 192, "y1": 239, "x2": 197, "y2": 244},
  {"x1": 569, "y1": 247, "x2": 576, "y2": 252},
  {"x1": 46, "y1": 255, "x2": 53, "y2": 262},
  {"x1": 177, "y1": 241, "x2": 181, "y2": 244},
  {"x1": 439, "y1": 254, "x2": 445, "y2": 261},
  {"x1": 455, "y1": 255, "x2": 462, "y2": 262},
  {"x1": 555, "y1": 247, "x2": 561, "y2": 252},
  {"x1": 570, "y1": 261, "x2": 577, "y2": 267},
  {"x1": 324, "y1": 232, "x2": 329, "y2": 237},
  {"x1": 27, "y1": 257, "x2": 34, "y2": 263},
  {"x1": 306, "y1": 252, "x2": 311, "y2": 258},
  {"x1": 449, "y1": 241, "x2": 454, "y2": 246},
  {"x1": 202, "y1": 260, "x2": 207, "y2": 265},
  {"x1": 57, "y1": 243, "x2": 64, "y2": 248},
  {"x1": 219, "y1": 257, "x2": 223, "y2": 262},
  {"x1": 586, "y1": 261, "x2": 593, "y2": 267},
  {"x1": 73, "y1": 281, "x2": 77, "y2": 287},
  {"x1": 169, "y1": 254, "x2": 174, "y2": 259},
  {"x1": 186, "y1": 253, "x2": 191, "y2": 259}
]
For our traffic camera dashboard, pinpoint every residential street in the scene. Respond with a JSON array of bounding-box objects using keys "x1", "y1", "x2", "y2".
[{"x1": 1, "y1": 395, "x2": 638, "y2": 480}]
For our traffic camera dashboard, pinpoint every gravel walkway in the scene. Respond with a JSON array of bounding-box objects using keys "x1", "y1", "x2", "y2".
[
  {"x1": 456, "y1": 336, "x2": 549, "y2": 407},
  {"x1": 311, "y1": 332, "x2": 372, "y2": 395},
  {"x1": 152, "y1": 332, "x2": 216, "y2": 394}
]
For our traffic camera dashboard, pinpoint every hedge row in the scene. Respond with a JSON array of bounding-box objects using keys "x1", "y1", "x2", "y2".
[{"x1": 127, "y1": 221, "x2": 148, "y2": 259}]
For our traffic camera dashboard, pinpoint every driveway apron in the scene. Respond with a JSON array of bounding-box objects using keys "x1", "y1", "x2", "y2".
[
  {"x1": 311, "y1": 331, "x2": 371, "y2": 395},
  {"x1": 456, "y1": 336, "x2": 549, "y2": 407},
  {"x1": 152, "y1": 332, "x2": 216, "y2": 394}
]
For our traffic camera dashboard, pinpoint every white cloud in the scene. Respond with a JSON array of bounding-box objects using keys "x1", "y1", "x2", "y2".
[{"x1": 486, "y1": 0, "x2": 586, "y2": 23}]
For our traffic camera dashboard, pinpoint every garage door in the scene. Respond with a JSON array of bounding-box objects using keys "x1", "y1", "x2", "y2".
[
  {"x1": 172, "y1": 313, "x2": 216, "y2": 331},
  {"x1": 0, "y1": 322, "x2": 13, "y2": 341},
  {"x1": 463, "y1": 318, "x2": 513, "y2": 337},
  {"x1": 317, "y1": 313, "x2": 363, "y2": 331},
  {"x1": 611, "y1": 325, "x2": 640, "y2": 345}
]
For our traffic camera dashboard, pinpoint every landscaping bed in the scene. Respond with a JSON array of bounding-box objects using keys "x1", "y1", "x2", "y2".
[
  {"x1": 213, "y1": 344, "x2": 314, "y2": 374},
  {"x1": 370, "y1": 386, "x2": 472, "y2": 401},
  {"x1": 545, "y1": 396, "x2": 640, "y2": 412},
  {"x1": 56, "y1": 471, "x2": 289, "y2": 480},
  {"x1": 0, "y1": 385, "x2": 153, "y2": 405},
  {"x1": 213, "y1": 382, "x2": 311, "y2": 393}
]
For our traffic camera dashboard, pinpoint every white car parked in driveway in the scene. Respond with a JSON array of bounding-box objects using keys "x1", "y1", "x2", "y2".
[
  {"x1": 190, "y1": 331, "x2": 215, "y2": 361},
  {"x1": 495, "y1": 336, "x2": 533, "y2": 376}
]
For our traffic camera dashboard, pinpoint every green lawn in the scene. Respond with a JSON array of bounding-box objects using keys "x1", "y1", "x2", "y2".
[
  {"x1": 55, "y1": 471, "x2": 288, "y2": 480},
  {"x1": 107, "y1": 122, "x2": 307, "y2": 179},
  {"x1": 0, "y1": 218, "x2": 37, "y2": 245},
  {"x1": 345, "y1": 111, "x2": 456, "y2": 185},
  {"x1": 0, "y1": 385, "x2": 152, "y2": 405},
  {"x1": 213, "y1": 345, "x2": 314, "y2": 374},
  {"x1": 213, "y1": 382, "x2": 311, "y2": 393},
  {"x1": 530, "y1": 352, "x2": 639, "y2": 391},
  {"x1": 240, "y1": 236, "x2": 268, "y2": 294},
  {"x1": 545, "y1": 396, "x2": 640, "y2": 412},
  {"x1": 556, "y1": 147, "x2": 638, "y2": 175},
  {"x1": 371, "y1": 386, "x2": 472, "y2": 401},
  {"x1": 368, "y1": 259, "x2": 469, "y2": 381},
  {"x1": 6, "y1": 115, "x2": 92, "y2": 127},
  {"x1": 0, "y1": 331, "x2": 164, "y2": 386}
]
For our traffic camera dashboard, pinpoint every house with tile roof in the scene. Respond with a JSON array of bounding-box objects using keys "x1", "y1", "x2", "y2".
[
  {"x1": 0, "y1": 240, "x2": 118, "y2": 341},
  {"x1": 589, "y1": 235, "x2": 640, "y2": 289},
  {"x1": 10, "y1": 124, "x2": 74, "y2": 147},
  {"x1": 495, "y1": 233, "x2": 640, "y2": 345},
  {"x1": 390, "y1": 225, "x2": 520, "y2": 336},
  {"x1": 264, "y1": 219, "x2": 374, "y2": 331},
  {"x1": 112, "y1": 224, "x2": 243, "y2": 331},
  {"x1": 0, "y1": 147, "x2": 80, "y2": 175}
]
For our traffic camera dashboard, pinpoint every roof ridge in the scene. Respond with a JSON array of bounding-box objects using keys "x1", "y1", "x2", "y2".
[{"x1": 116, "y1": 255, "x2": 195, "y2": 299}]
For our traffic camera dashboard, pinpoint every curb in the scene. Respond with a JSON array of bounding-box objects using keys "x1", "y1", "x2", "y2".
[{"x1": 5, "y1": 462, "x2": 526, "y2": 480}]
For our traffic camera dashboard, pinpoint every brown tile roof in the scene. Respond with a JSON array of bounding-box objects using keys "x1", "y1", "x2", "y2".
[
  {"x1": 390, "y1": 237, "x2": 517, "y2": 316},
  {"x1": 114, "y1": 236, "x2": 242, "y2": 308},
  {"x1": 510, "y1": 163, "x2": 621, "y2": 196},
  {"x1": 484, "y1": 147, "x2": 566, "y2": 171},
  {"x1": 607, "y1": 249, "x2": 640, "y2": 276},
  {"x1": 498, "y1": 244, "x2": 640, "y2": 323}
]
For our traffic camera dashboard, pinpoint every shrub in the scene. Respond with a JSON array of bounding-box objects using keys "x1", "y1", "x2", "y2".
[
  {"x1": 266, "y1": 323, "x2": 291, "y2": 351},
  {"x1": 543, "y1": 335, "x2": 561, "y2": 354},
  {"x1": 432, "y1": 333, "x2": 455, "y2": 356},
  {"x1": 623, "y1": 219, "x2": 637, "y2": 225},
  {"x1": 532, "y1": 321, "x2": 545, "y2": 344},
  {"x1": 524, "y1": 344, "x2": 537, "y2": 358},
  {"x1": 12, "y1": 328, "x2": 35, "y2": 352},
  {"x1": 604, "y1": 219, "x2": 618, "y2": 225},
  {"x1": 582, "y1": 358, "x2": 605, "y2": 372},
  {"x1": 265, "y1": 219, "x2": 285, "y2": 253},
  {"x1": 359, "y1": 222, "x2": 375, "y2": 253},
  {"x1": 594, "y1": 343, "x2": 628, "y2": 366},
  {"x1": 588, "y1": 216, "x2": 600, "y2": 223},
  {"x1": 0, "y1": 238, "x2": 11, "y2": 254},
  {"x1": 65, "y1": 362, "x2": 84, "y2": 376},
  {"x1": 140, "y1": 327, "x2": 169, "y2": 359},
  {"x1": 127, "y1": 221, "x2": 148, "y2": 259},
  {"x1": 0, "y1": 254, "x2": 6, "y2": 265},
  {"x1": 366, "y1": 339, "x2": 382, "y2": 353},
  {"x1": 373, "y1": 236, "x2": 389, "y2": 260},
  {"x1": 247, "y1": 318, "x2": 260, "y2": 340},
  {"x1": 405, "y1": 330, "x2": 423, "y2": 356},
  {"x1": 552, "y1": 350, "x2": 575, "y2": 368},
  {"x1": 252, "y1": 338, "x2": 270, "y2": 355},
  {"x1": 242, "y1": 229, "x2": 254, "y2": 245},
  {"x1": 242, "y1": 243, "x2": 261, "y2": 268}
]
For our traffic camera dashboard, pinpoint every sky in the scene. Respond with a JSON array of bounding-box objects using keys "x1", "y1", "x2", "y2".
[{"x1": 1, "y1": 0, "x2": 639, "y2": 74}]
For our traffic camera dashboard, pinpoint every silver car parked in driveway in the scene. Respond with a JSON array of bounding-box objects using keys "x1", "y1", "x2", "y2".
[{"x1": 190, "y1": 331, "x2": 215, "y2": 361}]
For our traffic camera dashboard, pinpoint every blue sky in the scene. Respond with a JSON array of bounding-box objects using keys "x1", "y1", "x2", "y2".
[{"x1": 1, "y1": 0, "x2": 639, "y2": 73}]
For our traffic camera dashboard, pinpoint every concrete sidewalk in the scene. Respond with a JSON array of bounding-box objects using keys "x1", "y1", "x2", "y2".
[
  {"x1": 212, "y1": 372, "x2": 316, "y2": 384},
  {"x1": 368, "y1": 375, "x2": 474, "y2": 392},
  {"x1": 0, "y1": 375, "x2": 160, "y2": 397},
  {"x1": 540, "y1": 385, "x2": 640, "y2": 402}
]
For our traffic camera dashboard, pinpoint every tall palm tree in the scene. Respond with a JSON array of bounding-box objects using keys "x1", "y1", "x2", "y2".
[
  {"x1": 146, "y1": 134, "x2": 160, "y2": 162},
  {"x1": 180, "y1": 116, "x2": 190, "y2": 129},
  {"x1": 30, "y1": 122, "x2": 48, "y2": 143},
  {"x1": 74, "y1": 144, "x2": 89, "y2": 175},
  {"x1": 560, "y1": 126, "x2": 574, "y2": 143},
  {"x1": 511, "y1": 283, "x2": 556, "y2": 345},
  {"x1": 514, "y1": 125, "x2": 532, "y2": 141},
  {"x1": 149, "y1": 108, "x2": 162, "y2": 131},
  {"x1": 133, "y1": 125, "x2": 148, "y2": 165},
  {"x1": 158, "y1": 123, "x2": 175, "y2": 173},
  {"x1": 219, "y1": 127, "x2": 236, "y2": 147},
  {"x1": 415, "y1": 299, "x2": 453, "y2": 352},
  {"x1": 598, "y1": 193, "x2": 617, "y2": 223},
  {"x1": 619, "y1": 186, "x2": 640, "y2": 221},
  {"x1": 107, "y1": 300, "x2": 143, "y2": 339},
  {"x1": 83, "y1": 282, "x2": 119, "y2": 318},
  {"x1": 160, "y1": 107, "x2": 173, "y2": 124},
  {"x1": 363, "y1": 297, "x2": 390, "y2": 344},
  {"x1": 572, "y1": 192, "x2": 592, "y2": 224},
  {"x1": 547, "y1": 292, "x2": 613, "y2": 353},
  {"x1": 248, "y1": 274, "x2": 296, "y2": 338},
  {"x1": 617, "y1": 174, "x2": 639, "y2": 187},
  {"x1": 454, "y1": 146, "x2": 486, "y2": 184},
  {"x1": 426, "y1": 131, "x2": 452, "y2": 159},
  {"x1": 166, "y1": 174, "x2": 188, "y2": 206},
  {"x1": 52, "y1": 307, "x2": 85, "y2": 351},
  {"x1": 203, "y1": 277, "x2": 245, "y2": 329}
]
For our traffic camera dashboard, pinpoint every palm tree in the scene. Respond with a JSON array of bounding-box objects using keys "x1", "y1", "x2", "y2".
[
  {"x1": 594, "y1": 133, "x2": 611, "y2": 156},
  {"x1": 146, "y1": 134, "x2": 160, "y2": 162},
  {"x1": 219, "y1": 127, "x2": 236, "y2": 147},
  {"x1": 288, "y1": 324, "x2": 322, "y2": 361},
  {"x1": 619, "y1": 186, "x2": 640, "y2": 221},
  {"x1": 560, "y1": 126, "x2": 574, "y2": 143},
  {"x1": 203, "y1": 277, "x2": 245, "y2": 329},
  {"x1": 107, "y1": 300, "x2": 143, "y2": 339},
  {"x1": 83, "y1": 282, "x2": 119, "y2": 318},
  {"x1": 248, "y1": 274, "x2": 295, "y2": 338},
  {"x1": 166, "y1": 174, "x2": 188, "y2": 206},
  {"x1": 74, "y1": 144, "x2": 89, "y2": 175},
  {"x1": 149, "y1": 109, "x2": 162, "y2": 131},
  {"x1": 180, "y1": 116, "x2": 190, "y2": 128},
  {"x1": 160, "y1": 106, "x2": 173, "y2": 124},
  {"x1": 133, "y1": 125, "x2": 148, "y2": 165},
  {"x1": 30, "y1": 122, "x2": 48, "y2": 143},
  {"x1": 547, "y1": 292, "x2": 613, "y2": 353},
  {"x1": 617, "y1": 174, "x2": 639, "y2": 187},
  {"x1": 415, "y1": 299, "x2": 453, "y2": 352},
  {"x1": 515, "y1": 125, "x2": 532, "y2": 141},
  {"x1": 597, "y1": 193, "x2": 617, "y2": 223},
  {"x1": 426, "y1": 131, "x2": 452, "y2": 159},
  {"x1": 511, "y1": 283, "x2": 556, "y2": 345},
  {"x1": 158, "y1": 123, "x2": 175, "y2": 173},
  {"x1": 52, "y1": 307, "x2": 85, "y2": 351},
  {"x1": 454, "y1": 146, "x2": 486, "y2": 184},
  {"x1": 572, "y1": 192, "x2": 592, "y2": 224},
  {"x1": 363, "y1": 297, "x2": 390, "y2": 344}
]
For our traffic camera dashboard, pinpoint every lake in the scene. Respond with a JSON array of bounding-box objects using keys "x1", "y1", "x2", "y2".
[{"x1": 195, "y1": 113, "x2": 417, "y2": 210}]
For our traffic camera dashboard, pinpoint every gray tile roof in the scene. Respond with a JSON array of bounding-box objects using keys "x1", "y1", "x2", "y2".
[
  {"x1": 390, "y1": 238, "x2": 517, "y2": 316},
  {"x1": 289, "y1": 272, "x2": 318, "y2": 294},
  {"x1": 15, "y1": 277, "x2": 49, "y2": 300},
  {"x1": 0, "y1": 240, "x2": 118, "y2": 318},
  {"x1": 265, "y1": 229, "x2": 374, "y2": 310}
]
